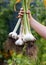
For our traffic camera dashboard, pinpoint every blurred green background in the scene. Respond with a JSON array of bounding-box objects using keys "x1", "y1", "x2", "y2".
[{"x1": 0, "y1": 0, "x2": 46, "y2": 65}]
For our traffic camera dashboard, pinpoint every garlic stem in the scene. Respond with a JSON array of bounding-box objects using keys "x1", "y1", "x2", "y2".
[
  {"x1": 22, "y1": 0, "x2": 29, "y2": 33},
  {"x1": 13, "y1": 18, "x2": 21, "y2": 32},
  {"x1": 26, "y1": 0, "x2": 31, "y2": 32},
  {"x1": 22, "y1": 0, "x2": 31, "y2": 33}
]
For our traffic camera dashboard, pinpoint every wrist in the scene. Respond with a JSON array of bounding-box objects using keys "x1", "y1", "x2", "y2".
[{"x1": 29, "y1": 16, "x2": 33, "y2": 24}]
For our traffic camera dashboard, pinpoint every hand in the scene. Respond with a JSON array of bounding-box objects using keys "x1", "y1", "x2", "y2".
[
  {"x1": 18, "y1": 8, "x2": 32, "y2": 19},
  {"x1": 18, "y1": 8, "x2": 24, "y2": 18}
]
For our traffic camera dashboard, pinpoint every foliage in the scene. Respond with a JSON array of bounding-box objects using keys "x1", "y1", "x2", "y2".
[{"x1": 7, "y1": 52, "x2": 36, "y2": 65}]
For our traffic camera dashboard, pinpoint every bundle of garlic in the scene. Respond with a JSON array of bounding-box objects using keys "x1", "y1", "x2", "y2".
[{"x1": 8, "y1": 0, "x2": 36, "y2": 46}]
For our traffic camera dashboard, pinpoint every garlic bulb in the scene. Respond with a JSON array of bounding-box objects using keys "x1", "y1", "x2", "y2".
[
  {"x1": 22, "y1": 33, "x2": 36, "y2": 42},
  {"x1": 15, "y1": 38, "x2": 24, "y2": 45},
  {"x1": 9, "y1": 32, "x2": 18, "y2": 39}
]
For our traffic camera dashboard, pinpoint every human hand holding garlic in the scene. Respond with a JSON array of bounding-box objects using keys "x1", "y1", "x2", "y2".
[{"x1": 18, "y1": 8, "x2": 32, "y2": 23}]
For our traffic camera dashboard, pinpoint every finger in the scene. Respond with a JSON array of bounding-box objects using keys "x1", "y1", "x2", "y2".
[
  {"x1": 17, "y1": 15, "x2": 22, "y2": 18},
  {"x1": 18, "y1": 13, "x2": 23, "y2": 16},
  {"x1": 26, "y1": 10, "x2": 31, "y2": 14},
  {"x1": 19, "y1": 10, "x2": 24, "y2": 14}
]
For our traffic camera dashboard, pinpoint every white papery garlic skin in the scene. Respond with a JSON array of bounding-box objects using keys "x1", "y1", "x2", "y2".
[
  {"x1": 15, "y1": 38, "x2": 24, "y2": 45},
  {"x1": 22, "y1": 33, "x2": 36, "y2": 42},
  {"x1": 9, "y1": 32, "x2": 18, "y2": 39}
]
